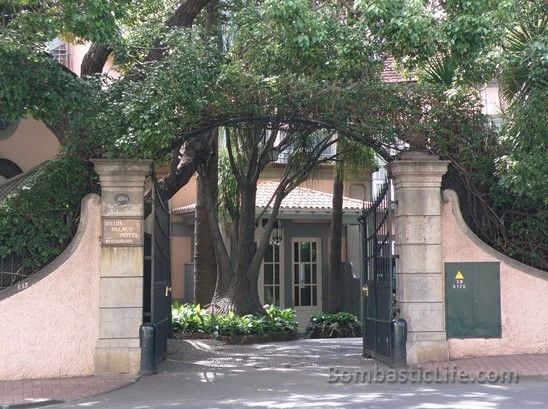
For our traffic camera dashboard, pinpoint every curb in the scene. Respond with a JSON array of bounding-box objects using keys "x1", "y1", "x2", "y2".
[
  {"x1": 0, "y1": 376, "x2": 140, "y2": 409},
  {"x1": 517, "y1": 374, "x2": 548, "y2": 382},
  {"x1": 2, "y1": 399, "x2": 63, "y2": 409}
]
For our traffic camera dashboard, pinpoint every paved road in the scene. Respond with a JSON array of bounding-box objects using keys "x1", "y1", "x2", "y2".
[{"x1": 50, "y1": 339, "x2": 548, "y2": 409}]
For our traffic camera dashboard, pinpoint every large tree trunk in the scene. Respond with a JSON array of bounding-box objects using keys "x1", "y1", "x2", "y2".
[
  {"x1": 328, "y1": 167, "x2": 344, "y2": 312},
  {"x1": 193, "y1": 134, "x2": 218, "y2": 305},
  {"x1": 144, "y1": 0, "x2": 212, "y2": 62},
  {"x1": 209, "y1": 183, "x2": 265, "y2": 315},
  {"x1": 211, "y1": 271, "x2": 264, "y2": 316},
  {"x1": 80, "y1": 43, "x2": 113, "y2": 76},
  {"x1": 157, "y1": 135, "x2": 214, "y2": 201}
]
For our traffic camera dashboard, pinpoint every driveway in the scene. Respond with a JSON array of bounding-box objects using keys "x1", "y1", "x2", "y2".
[{"x1": 51, "y1": 338, "x2": 548, "y2": 409}]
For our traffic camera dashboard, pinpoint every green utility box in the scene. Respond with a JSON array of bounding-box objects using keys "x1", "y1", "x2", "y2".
[{"x1": 445, "y1": 262, "x2": 501, "y2": 338}]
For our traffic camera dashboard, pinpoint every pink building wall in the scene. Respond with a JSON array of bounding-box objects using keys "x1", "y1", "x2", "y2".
[
  {"x1": 0, "y1": 195, "x2": 101, "y2": 380},
  {"x1": 0, "y1": 119, "x2": 59, "y2": 172},
  {"x1": 442, "y1": 190, "x2": 548, "y2": 359},
  {"x1": 67, "y1": 43, "x2": 116, "y2": 77},
  {"x1": 170, "y1": 235, "x2": 193, "y2": 300}
]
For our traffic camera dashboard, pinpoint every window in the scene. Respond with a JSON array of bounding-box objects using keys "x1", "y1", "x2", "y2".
[
  {"x1": 262, "y1": 243, "x2": 282, "y2": 306},
  {"x1": 320, "y1": 141, "x2": 336, "y2": 160},
  {"x1": 46, "y1": 40, "x2": 70, "y2": 67},
  {"x1": 273, "y1": 130, "x2": 336, "y2": 164}
]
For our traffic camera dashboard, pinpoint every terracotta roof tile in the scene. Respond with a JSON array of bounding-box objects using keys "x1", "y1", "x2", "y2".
[
  {"x1": 380, "y1": 57, "x2": 415, "y2": 83},
  {"x1": 172, "y1": 181, "x2": 367, "y2": 215},
  {"x1": 256, "y1": 181, "x2": 365, "y2": 211}
]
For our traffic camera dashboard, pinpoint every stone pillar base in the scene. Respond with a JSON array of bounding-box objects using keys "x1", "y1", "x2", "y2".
[
  {"x1": 407, "y1": 340, "x2": 448, "y2": 365},
  {"x1": 94, "y1": 347, "x2": 141, "y2": 375}
]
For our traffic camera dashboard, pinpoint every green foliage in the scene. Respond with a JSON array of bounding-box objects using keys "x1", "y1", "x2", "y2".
[
  {"x1": 496, "y1": 89, "x2": 548, "y2": 207},
  {"x1": 0, "y1": 157, "x2": 96, "y2": 269},
  {"x1": 335, "y1": 138, "x2": 376, "y2": 183},
  {"x1": 498, "y1": 1, "x2": 547, "y2": 102},
  {"x1": 171, "y1": 303, "x2": 298, "y2": 337},
  {"x1": 0, "y1": 35, "x2": 91, "y2": 127},
  {"x1": 422, "y1": 86, "x2": 546, "y2": 267},
  {"x1": 217, "y1": 146, "x2": 239, "y2": 224},
  {"x1": 305, "y1": 312, "x2": 361, "y2": 339},
  {"x1": 0, "y1": 0, "x2": 158, "y2": 44},
  {"x1": 423, "y1": 88, "x2": 500, "y2": 180},
  {"x1": 100, "y1": 30, "x2": 223, "y2": 158},
  {"x1": 495, "y1": 0, "x2": 547, "y2": 210},
  {"x1": 357, "y1": 0, "x2": 514, "y2": 85},
  {"x1": 1, "y1": 0, "x2": 544, "y2": 270},
  {"x1": 233, "y1": 0, "x2": 380, "y2": 80}
]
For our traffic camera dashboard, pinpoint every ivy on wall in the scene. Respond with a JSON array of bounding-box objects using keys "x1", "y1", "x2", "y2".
[{"x1": 0, "y1": 157, "x2": 97, "y2": 269}]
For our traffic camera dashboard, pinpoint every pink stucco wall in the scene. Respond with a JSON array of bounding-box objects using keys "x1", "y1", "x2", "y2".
[
  {"x1": 442, "y1": 190, "x2": 548, "y2": 359},
  {"x1": 0, "y1": 194, "x2": 101, "y2": 380},
  {"x1": 0, "y1": 119, "x2": 59, "y2": 172}
]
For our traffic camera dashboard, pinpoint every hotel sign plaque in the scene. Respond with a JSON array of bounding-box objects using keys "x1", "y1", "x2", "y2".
[{"x1": 102, "y1": 218, "x2": 143, "y2": 246}]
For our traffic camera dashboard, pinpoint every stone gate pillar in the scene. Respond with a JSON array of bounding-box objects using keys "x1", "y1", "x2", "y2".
[
  {"x1": 390, "y1": 151, "x2": 449, "y2": 365},
  {"x1": 93, "y1": 159, "x2": 151, "y2": 375}
]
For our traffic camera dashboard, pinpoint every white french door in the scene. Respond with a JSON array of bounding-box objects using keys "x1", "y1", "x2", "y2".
[
  {"x1": 259, "y1": 242, "x2": 284, "y2": 307},
  {"x1": 292, "y1": 238, "x2": 322, "y2": 331}
]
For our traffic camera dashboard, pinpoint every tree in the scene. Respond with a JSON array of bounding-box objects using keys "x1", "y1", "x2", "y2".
[
  {"x1": 193, "y1": 132, "x2": 219, "y2": 305},
  {"x1": 0, "y1": 0, "x2": 450, "y2": 315},
  {"x1": 496, "y1": 0, "x2": 547, "y2": 207},
  {"x1": 355, "y1": 0, "x2": 547, "y2": 267},
  {"x1": 202, "y1": 124, "x2": 343, "y2": 314},
  {"x1": 0, "y1": 0, "x2": 215, "y2": 200},
  {"x1": 327, "y1": 139, "x2": 375, "y2": 313},
  {"x1": 7, "y1": 0, "x2": 539, "y2": 312}
]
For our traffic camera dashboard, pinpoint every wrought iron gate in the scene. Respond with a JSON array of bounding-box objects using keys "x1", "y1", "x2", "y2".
[
  {"x1": 144, "y1": 171, "x2": 171, "y2": 365},
  {"x1": 359, "y1": 177, "x2": 396, "y2": 363}
]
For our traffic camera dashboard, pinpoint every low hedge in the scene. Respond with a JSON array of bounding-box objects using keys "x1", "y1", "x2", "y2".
[
  {"x1": 0, "y1": 157, "x2": 96, "y2": 269},
  {"x1": 305, "y1": 312, "x2": 361, "y2": 338},
  {"x1": 172, "y1": 303, "x2": 298, "y2": 337}
]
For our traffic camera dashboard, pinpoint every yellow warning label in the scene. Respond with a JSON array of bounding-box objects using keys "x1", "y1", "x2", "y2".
[{"x1": 455, "y1": 271, "x2": 464, "y2": 280}]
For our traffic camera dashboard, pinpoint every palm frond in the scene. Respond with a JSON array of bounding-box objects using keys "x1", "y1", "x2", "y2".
[{"x1": 421, "y1": 56, "x2": 457, "y2": 86}]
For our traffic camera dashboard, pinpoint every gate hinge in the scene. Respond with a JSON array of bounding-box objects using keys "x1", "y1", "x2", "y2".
[{"x1": 390, "y1": 200, "x2": 398, "y2": 211}]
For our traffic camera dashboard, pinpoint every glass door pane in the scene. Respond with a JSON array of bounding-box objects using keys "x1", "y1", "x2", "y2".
[
  {"x1": 261, "y1": 242, "x2": 282, "y2": 306},
  {"x1": 293, "y1": 240, "x2": 319, "y2": 307}
]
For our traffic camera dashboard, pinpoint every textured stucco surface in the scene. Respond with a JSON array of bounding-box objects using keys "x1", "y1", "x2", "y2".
[
  {"x1": 442, "y1": 191, "x2": 548, "y2": 359},
  {"x1": 0, "y1": 119, "x2": 59, "y2": 171},
  {"x1": 0, "y1": 195, "x2": 101, "y2": 380}
]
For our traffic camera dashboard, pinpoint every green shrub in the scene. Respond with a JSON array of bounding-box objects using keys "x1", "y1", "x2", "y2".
[
  {"x1": 0, "y1": 157, "x2": 96, "y2": 269},
  {"x1": 305, "y1": 312, "x2": 361, "y2": 338},
  {"x1": 171, "y1": 302, "x2": 298, "y2": 337}
]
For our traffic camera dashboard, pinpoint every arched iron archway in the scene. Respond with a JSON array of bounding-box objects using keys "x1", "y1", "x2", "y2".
[{"x1": 170, "y1": 115, "x2": 403, "y2": 162}]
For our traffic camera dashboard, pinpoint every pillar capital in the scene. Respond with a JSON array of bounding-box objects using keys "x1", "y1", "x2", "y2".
[
  {"x1": 92, "y1": 159, "x2": 151, "y2": 188},
  {"x1": 390, "y1": 152, "x2": 449, "y2": 189}
]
